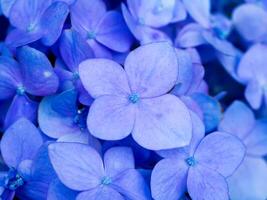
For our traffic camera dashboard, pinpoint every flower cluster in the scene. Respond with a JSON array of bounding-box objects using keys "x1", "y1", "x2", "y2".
[{"x1": 0, "y1": 0, "x2": 266, "y2": 200}]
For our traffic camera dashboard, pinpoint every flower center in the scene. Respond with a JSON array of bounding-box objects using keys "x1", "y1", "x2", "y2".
[
  {"x1": 16, "y1": 86, "x2": 25, "y2": 95},
  {"x1": 72, "y1": 71, "x2": 80, "y2": 81},
  {"x1": 185, "y1": 156, "x2": 197, "y2": 167},
  {"x1": 27, "y1": 23, "x2": 35, "y2": 32},
  {"x1": 87, "y1": 31, "x2": 96, "y2": 40},
  {"x1": 212, "y1": 27, "x2": 228, "y2": 40},
  {"x1": 128, "y1": 93, "x2": 140, "y2": 104},
  {"x1": 4, "y1": 168, "x2": 24, "y2": 191},
  {"x1": 101, "y1": 176, "x2": 112, "y2": 185}
]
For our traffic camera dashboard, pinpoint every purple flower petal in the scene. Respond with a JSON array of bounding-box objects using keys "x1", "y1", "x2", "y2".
[
  {"x1": 171, "y1": 0, "x2": 187, "y2": 22},
  {"x1": 111, "y1": 169, "x2": 150, "y2": 200},
  {"x1": 60, "y1": 29, "x2": 94, "y2": 72},
  {"x1": 38, "y1": 95, "x2": 81, "y2": 139},
  {"x1": 218, "y1": 100, "x2": 255, "y2": 140},
  {"x1": 182, "y1": 0, "x2": 211, "y2": 28},
  {"x1": 245, "y1": 80, "x2": 263, "y2": 109},
  {"x1": 121, "y1": 3, "x2": 170, "y2": 44},
  {"x1": 1, "y1": 118, "x2": 43, "y2": 168},
  {"x1": 132, "y1": 94, "x2": 192, "y2": 150},
  {"x1": 157, "y1": 111, "x2": 205, "y2": 158},
  {"x1": 48, "y1": 143, "x2": 104, "y2": 191},
  {"x1": 0, "y1": 57, "x2": 22, "y2": 100},
  {"x1": 176, "y1": 23, "x2": 206, "y2": 48},
  {"x1": 244, "y1": 120, "x2": 267, "y2": 156},
  {"x1": 125, "y1": 42, "x2": 178, "y2": 98},
  {"x1": 17, "y1": 46, "x2": 59, "y2": 96},
  {"x1": 238, "y1": 43, "x2": 267, "y2": 83},
  {"x1": 104, "y1": 147, "x2": 134, "y2": 177},
  {"x1": 227, "y1": 157, "x2": 267, "y2": 200},
  {"x1": 40, "y1": 1, "x2": 69, "y2": 46},
  {"x1": 187, "y1": 164, "x2": 229, "y2": 200},
  {"x1": 194, "y1": 132, "x2": 246, "y2": 177},
  {"x1": 71, "y1": 0, "x2": 106, "y2": 37},
  {"x1": 76, "y1": 187, "x2": 124, "y2": 200},
  {"x1": 5, "y1": 29, "x2": 43, "y2": 48},
  {"x1": 151, "y1": 159, "x2": 188, "y2": 200},
  {"x1": 96, "y1": 11, "x2": 133, "y2": 52},
  {"x1": 9, "y1": 0, "x2": 51, "y2": 30},
  {"x1": 79, "y1": 59, "x2": 130, "y2": 98},
  {"x1": 4, "y1": 94, "x2": 38, "y2": 130},
  {"x1": 87, "y1": 96, "x2": 135, "y2": 140}
]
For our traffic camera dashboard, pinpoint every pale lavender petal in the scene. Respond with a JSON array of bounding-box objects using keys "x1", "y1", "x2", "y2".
[
  {"x1": 111, "y1": 169, "x2": 150, "y2": 200},
  {"x1": 87, "y1": 96, "x2": 135, "y2": 140},
  {"x1": 227, "y1": 156, "x2": 267, "y2": 200},
  {"x1": 194, "y1": 132, "x2": 246, "y2": 177},
  {"x1": 1, "y1": 118, "x2": 43, "y2": 167},
  {"x1": 182, "y1": 0, "x2": 211, "y2": 28},
  {"x1": 187, "y1": 164, "x2": 229, "y2": 200},
  {"x1": 218, "y1": 100, "x2": 255, "y2": 140},
  {"x1": 245, "y1": 80, "x2": 263, "y2": 109},
  {"x1": 132, "y1": 94, "x2": 192, "y2": 150},
  {"x1": 157, "y1": 111, "x2": 204, "y2": 158},
  {"x1": 233, "y1": 4, "x2": 267, "y2": 41},
  {"x1": 244, "y1": 119, "x2": 267, "y2": 156},
  {"x1": 237, "y1": 43, "x2": 267, "y2": 83},
  {"x1": 79, "y1": 59, "x2": 130, "y2": 98},
  {"x1": 48, "y1": 143, "x2": 104, "y2": 191},
  {"x1": 104, "y1": 147, "x2": 134, "y2": 177},
  {"x1": 125, "y1": 42, "x2": 178, "y2": 98},
  {"x1": 151, "y1": 158, "x2": 188, "y2": 200},
  {"x1": 76, "y1": 187, "x2": 124, "y2": 200},
  {"x1": 176, "y1": 23, "x2": 206, "y2": 48}
]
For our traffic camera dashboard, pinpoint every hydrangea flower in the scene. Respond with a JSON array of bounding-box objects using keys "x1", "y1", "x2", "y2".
[
  {"x1": 121, "y1": 0, "x2": 186, "y2": 44},
  {"x1": 151, "y1": 112, "x2": 246, "y2": 200},
  {"x1": 5, "y1": 0, "x2": 69, "y2": 48},
  {"x1": 70, "y1": 0, "x2": 133, "y2": 58},
  {"x1": 48, "y1": 144, "x2": 151, "y2": 199},
  {"x1": 0, "y1": 46, "x2": 58, "y2": 128},
  {"x1": 79, "y1": 42, "x2": 193, "y2": 150},
  {"x1": 55, "y1": 29, "x2": 94, "y2": 105},
  {"x1": 219, "y1": 101, "x2": 267, "y2": 200},
  {"x1": 0, "y1": 118, "x2": 55, "y2": 200}
]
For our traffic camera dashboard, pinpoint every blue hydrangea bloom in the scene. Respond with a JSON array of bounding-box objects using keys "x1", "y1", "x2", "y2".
[
  {"x1": 70, "y1": 0, "x2": 133, "y2": 58},
  {"x1": 5, "y1": 0, "x2": 69, "y2": 48},
  {"x1": 151, "y1": 112, "x2": 245, "y2": 200},
  {"x1": 79, "y1": 42, "x2": 193, "y2": 150},
  {"x1": 48, "y1": 144, "x2": 151, "y2": 200},
  {"x1": 0, "y1": 46, "x2": 58, "y2": 128},
  {"x1": 0, "y1": 118, "x2": 56, "y2": 200}
]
